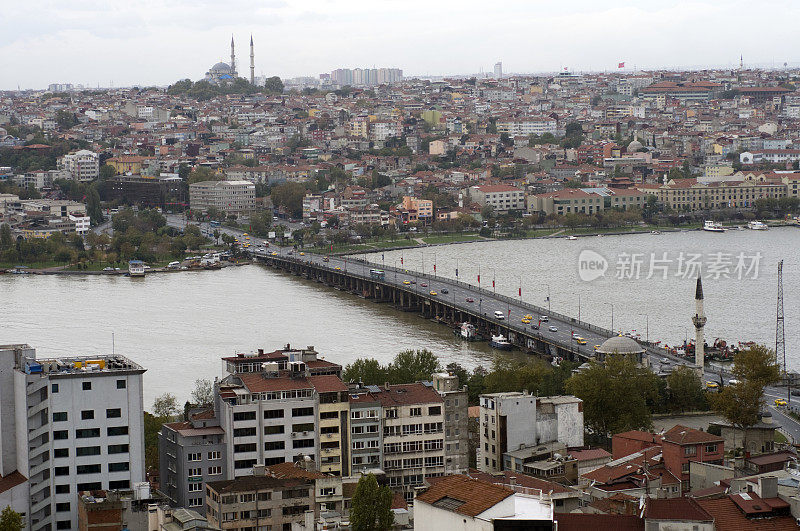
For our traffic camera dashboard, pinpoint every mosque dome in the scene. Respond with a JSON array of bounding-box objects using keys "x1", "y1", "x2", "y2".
[
  {"x1": 627, "y1": 139, "x2": 644, "y2": 152},
  {"x1": 210, "y1": 62, "x2": 232, "y2": 73},
  {"x1": 596, "y1": 335, "x2": 645, "y2": 356}
]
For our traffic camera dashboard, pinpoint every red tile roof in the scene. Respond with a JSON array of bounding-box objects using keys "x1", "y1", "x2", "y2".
[
  {"x1": 569, "y1": 448, "x2": 612, "y2": 462},
  {"x1": 697, "y1": 496, "x2": 799, "y2": 530},
  {"x1": 238, "y1": 373, "x2": 314, "y2": 392},
  {"x1": 466, "y1": 468, "x2": 574, "y2": 495},
  {"x1": 307, "y1": 374, "x2": 347, "y2": 393},
  {"x1": 267, "y1": 461, "x2": 325, "y2": 480},
  {"x1": 373, "y1": 383, "x2": 442, "y2": 407},
  {"x1": 415, "y1": 475, "x2": 513, "y2": 517},
  {"x1": 662, "y1": 425, "x2": 723, "y2": 445},
  {"x1": 644, "y1": 498, "x2": 713, "y2": 522},
  {"x1": 0, "y1": 471, "x2": 26, "y2": 494}
]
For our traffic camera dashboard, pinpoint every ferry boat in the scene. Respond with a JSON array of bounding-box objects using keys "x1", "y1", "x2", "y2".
[
  {"x1": 702, "y1": 221, "x2": 726, "y2": 232},
  {"x1": 747, "y1": 220, "x2": 768, "y2": 231},
  {"x1": 128, "y1": 260, "x2": 145, "y2": 277},
  {"x1": 454, "y1": 322, "x2": 484, "y2": 342},
  {"x1": 489, "y1": 334, "x2": 512, "y2": 350}
]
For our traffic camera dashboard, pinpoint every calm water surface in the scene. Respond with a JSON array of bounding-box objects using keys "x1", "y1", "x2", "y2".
[{"x1": 3, "y1": 227, "x2": 799, "y2": 406}]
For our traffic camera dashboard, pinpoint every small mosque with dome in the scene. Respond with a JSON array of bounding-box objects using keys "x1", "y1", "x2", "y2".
[{"x1": 204, "y1": 35, "x2": 256, "y2": 86}]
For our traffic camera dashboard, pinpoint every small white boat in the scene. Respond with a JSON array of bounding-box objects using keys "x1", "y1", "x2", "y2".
[
  {"x1": 455, "y1": 322, "x2": 483, "y2": 342},
  {"x1": 747, "y1": 220, "x2": 768, "y2": 230},
  {"x1": 566, "y1": 235, "x2": 578, "y2": 240},
  {"x1": 651, "y1": 230, "x2": 661, "y2": 235},
  {"x1": 489, "y1": 334, "x2": 512, "y2": 350},
  {"x1": 702, "y1": 221, "x2": 726, "y2": 232}
]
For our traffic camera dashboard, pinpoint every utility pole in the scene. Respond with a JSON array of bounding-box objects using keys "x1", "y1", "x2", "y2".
[{"x1": 777, "y1": 260, "x2": 787, "y2": 401}]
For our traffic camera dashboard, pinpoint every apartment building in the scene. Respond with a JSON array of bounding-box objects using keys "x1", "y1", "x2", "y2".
[
  {"x1": 159, "y1": 411, "x2": 227, "y2": 514},
  {"x1": 189, "y1": 180, "x2": 256, "y2": 216},
  {"x1": 470, "y1": 184, "x2": 525, "y2": 213},
  {"x1": 478, "y1": 392, "x2": 584, "y2": 474},
  {"x1": 528, "y1": 187, "x2": 645, "y2": 216},
  {"x1": 348, "y1": 392, "x2": 383, "y2": 475},
  {"x1": 397, "y1": 196, "x2": 433, "y2": 224},
  {"x1": 376, "y1": 383, "x2": 446, "y2": 502},
  {"x1": 432, "y1": 373, "x2": 469, "y2": 475},
  {"x1": 661, "y1": 425, "x2": 724, "y2": 492},
  {"x1": 0, "y1": 344, "x2": 146, "y2": 531},
  {"x1": 637, "y1": 177, "x2": 787, "y2": 211},
  {"x1": 311, "y1": 375, "x2": 350, "y2": 475},
  {"x1": 205, "y1": 470, "x2": 315, "y2": 530},
  {"x1": 496, "y1": 117, "x2": 558, "y2": 136},
  {"x1": 58, "y1": 150, "x2": 99, "y2": 182}
]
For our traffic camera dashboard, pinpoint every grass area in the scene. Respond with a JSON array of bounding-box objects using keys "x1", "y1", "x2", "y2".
[
  {"x1": 0, "y1": 260, "x2": 67, "y2": 270},
  {"x1": 776, "y1": 431, "x2": 788, "y2": 444},
  {"x1": 422, "y1": 233, "x2": 483, "y2": 244}
]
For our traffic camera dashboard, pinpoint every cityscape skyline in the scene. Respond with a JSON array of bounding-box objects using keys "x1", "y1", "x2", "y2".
[{"x1": 4, "y1": 0, "x2": 800, "y2": 90}]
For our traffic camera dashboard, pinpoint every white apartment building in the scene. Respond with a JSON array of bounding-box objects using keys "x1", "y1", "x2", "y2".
[
  {"x1": 496, "y1": 118, "x2": 557, "y2": 136},
  {"x1": 478, "y1": 392, "x2": 583, "y2": 474},
  {"x1": 68, "y1": 213, "x2": 90, "y2": 236},
  {"x1": 189, "y1": 180, "x2": 256, "y2": 216},
  {"x1": 470, "y1": 184, "x2": 526, "y2": 212},
  {"x1": 0, "y1": 344, "x2": 146, "y2": 531},
  {"x1": 58, "y1": 150, "x2": 99, "y2": 182}
]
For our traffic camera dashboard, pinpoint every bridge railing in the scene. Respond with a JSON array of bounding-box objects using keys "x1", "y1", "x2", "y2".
[{"x1": 264, "y1": 252, "x2": 673, "y2": 360}]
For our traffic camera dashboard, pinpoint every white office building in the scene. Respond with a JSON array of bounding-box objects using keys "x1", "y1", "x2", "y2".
[
  {"x1": 0, "y1": 344, "x2": 146, "y2": 531},
  {"x1": 58, "y1": 150, "x2": 99, "y2": 182}
]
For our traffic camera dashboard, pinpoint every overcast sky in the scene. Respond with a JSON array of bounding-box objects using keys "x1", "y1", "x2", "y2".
[{"x1": 2, "y1": 0, "x2": 800, "y2": 90}]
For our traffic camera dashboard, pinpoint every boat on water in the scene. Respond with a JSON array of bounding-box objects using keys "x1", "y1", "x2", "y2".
[
  {"x1": 566, "y1": 235, "x2": 578, "y2": 240},
  {"x1": 128, "y1": 260, "x2": 145, "y2": 277},
  {"x1": 454, "y1": 322, "x2": 484, "y2": 342},
  {"x1": 747, "y1": 220, "x2": 768, "y2": 230},
  {"x1": 702, "y1": 220, "x2": 726, "y2": 232},
  {"x1": 651, "y1": 230, "x2": 661, "y2": 235},
  {"x1": 489, "y1": 334, "x2": 513, "y2": 350}
]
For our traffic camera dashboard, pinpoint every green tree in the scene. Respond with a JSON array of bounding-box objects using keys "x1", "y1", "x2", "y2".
[
  {"x1": 565, "y1": 353, "x2": 660, "y2": 438},
  {"x1": 0, "y1": 223, "x2": 13, "y2": 251},
  {"x1": 343, "y1": 359, "x2": 389, "y2": 385},
  {"x1": 190, "y1": 379, "x2": 214, "y2": 406},
  {"x1": 86, "y1": 184, "x2": 103, "y2": 225},
  {"x1": 350, "y1": 474, "x2": 394, "y2": 531},
  {"x1": 99, "y1": 164, "x2": 116, "y2": 179},
  {"x1": 387, "y1": 349, "x2": 441, "y2": 384},
  {"x1": 731, "y1": 344, "x2": 782, "y2": 388},
  {"x1": 55, "y1": 110, "x2": 79, "y2": 130},
  {"x1": 666, "y1": 365, "x2": 705, "y2": 413},
  {"x1": 152, "y1": 393, "x2": 179, "y2": 418},
  {"x1": 0, "y1": 506, "x2": 24, "y2": 531},
  {"x1": 187, "y1": 166, "x2": 221, "y2": 184},
  {"x1": 270, "y1": 182, "x2": 307, "y2": 219},
  {"x1": 263, "y1": 76, "x2": 284, "y2": 94}
]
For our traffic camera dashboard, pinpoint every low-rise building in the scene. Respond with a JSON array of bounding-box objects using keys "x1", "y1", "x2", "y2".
[
  {"x1": 59, "y1": 150, "x2": 99, "y2": 182},
  {"x1": 470, "y1": 184, "x2": 525, "y2": 213},
  {"x1": 189, "y1": 180, "x2": 256, "y2": 216}
]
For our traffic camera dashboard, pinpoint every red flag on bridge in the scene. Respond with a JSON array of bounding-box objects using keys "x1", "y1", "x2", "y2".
[
  {"x1": 519, "y1": 287, "x2": 522, "y2": 297},
  {"x1": 492, "y1": 280, "x2": 495, "y2": 288},
  {"x1": 477, "y1": 274, "x2": 480, "y2": 283},
  {"x1": 433, "y1": 264, "x2": 436, "y2": 273}
]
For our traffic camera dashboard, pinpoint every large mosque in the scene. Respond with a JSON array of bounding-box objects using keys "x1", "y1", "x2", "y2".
[{"x1": 204, "y1": 35, "x2": 256, "y2": 86}]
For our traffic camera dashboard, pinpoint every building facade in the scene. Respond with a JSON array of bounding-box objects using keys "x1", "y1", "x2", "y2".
[
  {"x1": 189, "y1": 180, "x2": 256, "y2": 216},
  {"x1": 58, "y1": 150, "x2": 99, "y2": 182}
]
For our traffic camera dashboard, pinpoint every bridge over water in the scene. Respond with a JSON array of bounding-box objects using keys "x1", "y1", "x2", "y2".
[{"x1": 253, "y1": 248, "x2": 673, "y2": 365}]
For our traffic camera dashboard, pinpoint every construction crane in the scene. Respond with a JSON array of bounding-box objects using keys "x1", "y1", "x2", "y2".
[{"x1": 777, "y1": 260, "x2": 788, "y2": 401}]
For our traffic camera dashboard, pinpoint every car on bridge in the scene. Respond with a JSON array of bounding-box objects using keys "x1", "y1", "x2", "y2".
[
  {"x1": 441, "y1": 288, "x2": 449, "y2": 294},
  {"x1": 521, "y1": 318, "x2": 531, "y2": 324},
  {"x1": 323, "y1": 256, "x2": 329, "y2": 262},
  {"x1": 421, "y1": 283, "x2": 428, "y2": 287},
  {"x1": 403, "y1": 280, "x2": 411, "y2": 285},
  {"x1": 540, "y1": 316, "x2": 549, "y2": 322},
  {"x1": 548, "y1": 326, "x2": 558, "y2": 332},
  {"x1": 531, "y1": 324, "x2": 539, "y2": 330},
  {"x1": 299, "y1": 252, "x2": 305, "y2": 256},
  {"x1": 775, "y1": 399, "x2": 788, "y2": 407},
  {"x1": 465, "y1": 297, "x2": 474, "y2": 303},
  {"x1": 576, "y1": 338, "x2": 587, "y2": 345},
  {"x1": 429, "y1": 290, "x2": 438, "y2": 296},
  {"x1": 335, "y1": 266, "x2": 341, "y2": 271},
  {"x1": 706, "y1": 381, "x2": 719, "y2": 389}
]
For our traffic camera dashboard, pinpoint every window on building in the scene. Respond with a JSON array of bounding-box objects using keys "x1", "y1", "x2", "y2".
[
  {"x1": 53, "y1": 412, "x2": 68, "y2": 422},
  {"x1": 293, "y1": 439, "x2": 314, "y2": 449},
  {"x1": 233, "y1": 427, "x2": 257, "y2": 437},
  {"x1": 77, "y1": 464, "x2": 101, "y2": 474},
  {"x1": 208, "y1": 451, "x2": 221, "y2": 460},
  {"x1": 234, "y1": 443, "x2": 257, "y2": 453},
  {"x1": 55, "y1": 503, "x2": 70, "y2": 512},
  {"x1": 54, "y1": 448, "x2": 68, "y2": 459},
  {"x1": 116, "y1": 379, "x2": 126, "y2": 389},
  {"x1": 109, "y1": 480, "x2": 130, "y2": 489},
  {"x1": 428, "y1": 406, "x2": 441, "y2": 416},
  {"x1": 188, "y1": 453, "x2": 201, "y2": 461},
  {"x1": 55, "y1": 484, "x2": 70, "y2": 494},
  {"x1": 106, "y1": 408, "x2": 122, "y2": 418},
  {"x1": 108, "y1": 444, "x2": 129, "y2": 454},
  {"x1": 82, "y1": 382, "x2": 92, "y2": 391},
  {"x1": 258, "y1": 492, "x2": 272, "y2": 501},
  {"x1": 705, "y1": 444, "x2": 717, "y2": 453},
  {"x1": 109, "y1": 462, "x2": 129, "y2": 472},
  {"x1": 77, "y1": 482, "x2": 102, "y2": 491},
  {"x1": 76, "y1": 428, "x2": 100, "y2": 439},
  {"x1": 684, "y1": 446, "x2": 697, "y2": 457},
  {"x1": 292, "y1": 407, "x2": 314, "y2": 417},
  {"x1": 188, "y1": 498, "x2": 203, "y2": 507},
  {"x1": 76, "y1": 446, "x2": 101, "y2": 457},
  {"x1": 56, "y1": 520, "x2": 71, "y2": 530},
  {"x1": 682, "y1": 463, "x2": 690, "y2": 474},
  {"x1": 81, "y1": 410, "x2": 94, "y2": 420},
  {"x1": 208, "y1": 466, "x2": 222, "y2": 475},
  {"x1": 54, "y1": 430, "x2": 68, "y2": 440},
  {"x1": 51, "y1": 383, "x2": 59, "y2": 393},
  {"x1": 409, "y1": 407, "x2": 422, "y2": 417},
  {"x1": 107, "y1": 426, "x2": 128, "y2": 436},
  {"x1": 264, "y1": 409, "x2": 284, "y2": 419},
  {"x1": 233, "y1": 411, "x2": 257, "y2": 422},
  {"x1": 188, "y1": 483, "x2": 202, "y2": 492}
]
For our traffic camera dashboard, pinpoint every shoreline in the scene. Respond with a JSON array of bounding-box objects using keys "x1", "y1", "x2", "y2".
[{"x1": 0, "y1": 260, "x2": 252, "y2": 276}]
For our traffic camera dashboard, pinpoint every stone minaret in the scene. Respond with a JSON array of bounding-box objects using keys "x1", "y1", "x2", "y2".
[
  {"x1": 250, "y1": 35, "x2": 255, "y2": 85},
  {"x1": 692, "y1": 277, "x2": 707, "y2": 373},
  {"x1": 230, "y1": 35, "x2": 236, "y2": 76}
]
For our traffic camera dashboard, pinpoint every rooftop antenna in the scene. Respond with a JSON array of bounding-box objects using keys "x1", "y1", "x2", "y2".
[
  {"x1": 112, "y1": 332, "x2": 115, "y2": 356},
  {"x1": 777, "y1": 260, "x2": 787, "y2": 401}
]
